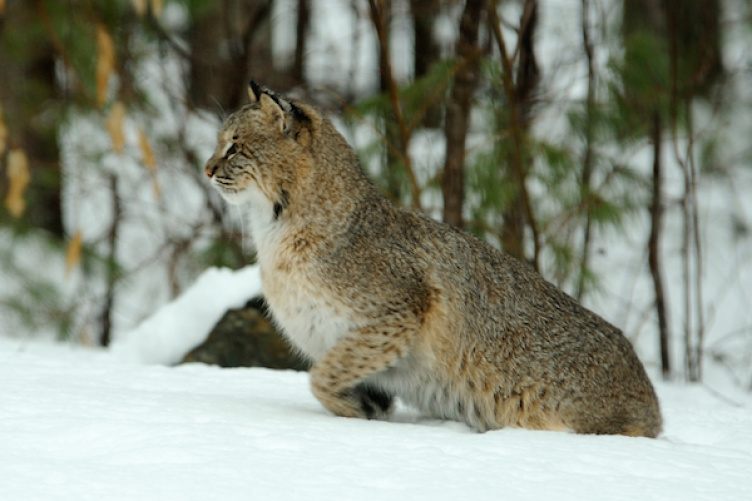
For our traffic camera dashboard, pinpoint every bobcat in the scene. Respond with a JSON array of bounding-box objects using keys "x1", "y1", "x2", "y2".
[{"x1": 204, "y1": 82, "x2": 662, "y2": 437}]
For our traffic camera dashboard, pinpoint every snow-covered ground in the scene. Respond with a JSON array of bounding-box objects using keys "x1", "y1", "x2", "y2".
[
  {"x1": 3, "y1": 335, "x2": 752, "y2": 500},
  {"x1": 3, "y1": 266, "x2": 752, "y2": 500}
]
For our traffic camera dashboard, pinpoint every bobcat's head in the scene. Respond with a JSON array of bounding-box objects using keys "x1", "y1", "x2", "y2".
[{"x1": 205, "y1": 82, "x2": 314, "y2": 215}]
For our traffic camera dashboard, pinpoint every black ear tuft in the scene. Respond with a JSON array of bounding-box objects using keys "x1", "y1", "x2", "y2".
[
  {"x1": 289, "y1": 103, "x2": 311, "y2": 125},
  {"x1": 248, "y1": 80, "x2": 264, "y2": 103},
  {"x1": 249, "y1": 80, "x2": 286, "y2": 108}
]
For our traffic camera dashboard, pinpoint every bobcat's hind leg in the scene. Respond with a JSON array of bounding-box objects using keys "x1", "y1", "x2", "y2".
[{"x1": 310, "y1": 321, "x2": 417, "y2": 420}]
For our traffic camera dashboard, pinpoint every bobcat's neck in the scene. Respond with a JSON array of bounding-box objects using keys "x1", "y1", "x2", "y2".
[
  {"x1": 248, "y1": 121, "x2": 382, "y2": 264},
  {"x1": 295, "y1": 123, "x2": 382, "y2": 231}
]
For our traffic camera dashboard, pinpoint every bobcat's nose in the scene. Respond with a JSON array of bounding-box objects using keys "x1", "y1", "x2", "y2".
[{"x1": 205, "y1": 163, "x2": 218, "y2": 179}]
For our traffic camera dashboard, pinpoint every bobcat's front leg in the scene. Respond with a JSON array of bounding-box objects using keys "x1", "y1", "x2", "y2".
[{"x1": 310, "y1": 320, "x2": 418, "y2": 420}]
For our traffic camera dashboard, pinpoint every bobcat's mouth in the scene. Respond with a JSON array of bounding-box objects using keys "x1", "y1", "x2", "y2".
[{"x1": 210, "y1": 177, "x2": 247, "y2": 204}]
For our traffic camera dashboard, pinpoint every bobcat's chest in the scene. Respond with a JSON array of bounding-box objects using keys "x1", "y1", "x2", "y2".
[{"x1": 254, "y1": 222, "x2": 353, "y2": 362}]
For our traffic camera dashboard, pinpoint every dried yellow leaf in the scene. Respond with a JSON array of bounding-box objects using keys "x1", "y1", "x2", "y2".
[
  {"x1": 137, "y1": 128, "x2": 156, "y2": 173},
  {"x1": 0, "y1": 0, "x2": 5, "y2": 16},
  {"x1": 0, "y1": 103, "x2": 7, "y2": 156},
  {"x1": 96, "y1": 24, "x2": 116, "y2": 107},
  {"x1": 65, "y1": 230, "x2": 83, "y2": 277},
  {"x1": 131, "y1": 0, "x2": 147, "y2": 16},
  {"x1": 138, "y1": 128, "x2": 160, "y2": 199},
  {"x1": 151, "y1": 0, "x2": 164, "y2": 18},
  {"x1": 106, "y1": 101, "x2": 127, "y2": 154},
  {"x1": 5, "y1": 148, "x2": 30, "y2": 218}
]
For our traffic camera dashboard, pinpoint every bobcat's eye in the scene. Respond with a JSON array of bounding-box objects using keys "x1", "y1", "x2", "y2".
[{"x1": 225, "y1": 143, "x2": 238, "y2": 158}]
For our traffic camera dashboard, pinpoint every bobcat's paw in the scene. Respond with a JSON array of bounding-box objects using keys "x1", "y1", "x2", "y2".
[
  {"x1": 355, "y1": 384, "x2": 394, "y2": 420},
  {"x1": 311, "y1": 376, "x2": 394, "y2": 421}
]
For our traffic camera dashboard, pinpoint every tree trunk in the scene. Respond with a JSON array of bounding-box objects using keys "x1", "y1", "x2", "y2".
[
  {"x1": 292, "y1": 0, "x2": 310, "y2": 84},
  {"x1": 100, "y1": 175, "x2": 121, "y2": 347},
  {"x1": 410, "y1": 0, "x2": 441, "y2": 128},
  {"x1": 441, "y1": 0, "x2": 484, "y2": 228},
  {"x1": 648, "y1": 111, "x2": 671, "y2": 379},
  {"x1": 371, "y1": 0, "x2": 402, "y2": 201}
]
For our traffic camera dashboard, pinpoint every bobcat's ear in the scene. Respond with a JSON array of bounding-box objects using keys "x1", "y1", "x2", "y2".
[
  {"x1": 259, "y1": 93, "x2": 287, "y2": 132},
  {"x1": 248, "y1": 80, "x2": 311, "y2": 141}
]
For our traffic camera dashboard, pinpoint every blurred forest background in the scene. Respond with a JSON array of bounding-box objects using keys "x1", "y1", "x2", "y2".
[{"x1": 1, "y1": 0, "x2": 751, "y2": 386}]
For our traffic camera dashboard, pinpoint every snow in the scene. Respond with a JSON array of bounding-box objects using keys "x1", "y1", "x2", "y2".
[
  {"x1": 110, "y1": 266, "x2": 262, "y2": 366},
  {"x1": 3, "y1": 334, "x2": 752, "y2": 500},
  {"x1": 3, "y1": 265, "x2": 752, "y2": 500}
]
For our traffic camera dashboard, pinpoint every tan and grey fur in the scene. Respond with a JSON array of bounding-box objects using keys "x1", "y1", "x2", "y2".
[{"x1": 205, "y1": 82, "x2": 662, "y2": 437}]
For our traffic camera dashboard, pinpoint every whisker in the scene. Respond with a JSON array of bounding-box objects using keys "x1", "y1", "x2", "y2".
[{"x1": 211, "y1": 96, "x2": 227, "y2": 121}]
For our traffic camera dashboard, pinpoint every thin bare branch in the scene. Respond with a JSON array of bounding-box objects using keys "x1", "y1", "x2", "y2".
[{"x1": 576, "y1": 0, "x2": 596, "y2": 301}]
